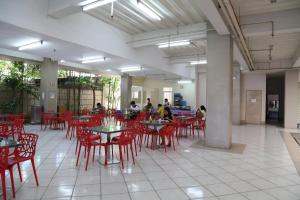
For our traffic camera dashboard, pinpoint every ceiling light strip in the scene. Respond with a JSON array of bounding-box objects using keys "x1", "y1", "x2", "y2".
[
  {"x1": 82, "y1": 0, "x2": 117, "y2": 11},
  {"x1": 158, "y1": 40, "x2": 191, "y2": 48},
  {"x1": 120, "y1": 66, "x2": 141, "y2": 72},
  {"x1": 81, "y1": 57, "x2": 106, "y2": 64},
  {"x1": 137, "y1": 2, "x2": 161, "y2": 21},
  {"x1": 18, "y1": 40, "x2": 44, "y2": 51}
]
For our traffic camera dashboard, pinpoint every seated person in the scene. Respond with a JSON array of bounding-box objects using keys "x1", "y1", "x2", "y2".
[
  {"x1": 163, "y1": 106, "x2": 173, "y2": 121},
  {"x1": 143, "y1": 100, "x2": 153, "y2": 112},
  {"x1": 129, "y1": 101, "x2": 140, "y2": 119},
  {"x1": 93, "y1": 102, "x2": 105, "y2": 113},
  {"x1": 163, "y1": 98, "x2": 170, "y2": 107},
  {"x1": 157, "y1": 104, "x2": 164, "y2": 118}
]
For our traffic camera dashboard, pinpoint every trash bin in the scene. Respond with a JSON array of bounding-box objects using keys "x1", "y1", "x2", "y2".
[{"x1": 31, "y1": 105, "x2": 41, "y2": 124}]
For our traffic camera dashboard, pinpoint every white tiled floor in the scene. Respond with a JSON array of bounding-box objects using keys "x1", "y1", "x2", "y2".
[{"x1": 1, "y1": 124, "x2": 300, "y2": 200}]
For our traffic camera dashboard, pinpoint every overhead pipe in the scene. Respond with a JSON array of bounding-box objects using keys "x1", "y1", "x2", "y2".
[{"x1": 218, "y1": 0, "x2": 255, "y2": 71}]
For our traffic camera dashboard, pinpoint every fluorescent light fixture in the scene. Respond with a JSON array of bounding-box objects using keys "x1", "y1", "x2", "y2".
[
  {"x1": 18, "y1": 40, "x2": 43, "y2": 51},
  {"x1": 82, "y1": 0, "x2": 117, "y2": 11},
  {"x1": 137, "y1": 1, "x2": 161, "y2": 21},
  {"x1": 78, "y1": 0, "x2": 98, "y2": 6},
  {"x1": 120, "y1": 66, "x2": 141, "y2": 72},
  {"x1": 81, "y1": 57, "x2": 106, "y2": 64},
  {"x1": 158, "y1": 40, "x2": 190, "y2": 48},
  {"x1": 60, "y1": 60, "x2": 65, "y2": 63},
  {"x1": 190, "y1": 60, "x2": 207, "y2": 65},
  {"x1": 177, "y1": 80, "x2": 192, "y2": 84}
]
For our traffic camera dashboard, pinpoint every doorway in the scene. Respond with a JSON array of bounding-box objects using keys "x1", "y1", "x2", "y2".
[{"x1": 266, "y1": 74, "x2": 285, "y2": 126}]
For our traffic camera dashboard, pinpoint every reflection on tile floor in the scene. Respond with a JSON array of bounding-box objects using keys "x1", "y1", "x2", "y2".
[{"x1": 1, "y1": 124, "x2": 300, "y2": 200}]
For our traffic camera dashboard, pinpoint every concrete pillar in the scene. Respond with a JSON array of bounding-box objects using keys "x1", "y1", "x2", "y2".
[
  {"x1": 120, "y1": 73, "x2": 132, "y2": 110},
  {"x1": 40, "y1": 58, "x2": 58, "y2": 112},
  {"x1": 195, "y1": 67, "x2": 207, "y2": 109},
  {"x1": 284, "y1": 70, "x2": 298, "y2": 129},
  {"x1": 232, "y1": 64, "x2": 241, "y2": 125},
  {"x1": 205, "y1": 31, "x2": 233, "y2": 149}
]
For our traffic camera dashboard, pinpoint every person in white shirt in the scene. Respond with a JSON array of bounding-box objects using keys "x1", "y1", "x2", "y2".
[
  {"x1": 130, "y1": 101, "x2": 140, "y2": 112},
  {"x1": 163, "y1": 98, "x2": 170, "y2": 107}
]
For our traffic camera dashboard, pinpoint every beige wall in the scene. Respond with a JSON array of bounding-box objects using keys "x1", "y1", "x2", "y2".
[
  {"x1": 285, "y1": 70, "x2": 298, "y2": 129},
  {"x1": 132, "y1": 78, "x2": 196, "y2": 109},
  {"x1": 240, "y1": 73, "x2": 266, "y2": 124}
]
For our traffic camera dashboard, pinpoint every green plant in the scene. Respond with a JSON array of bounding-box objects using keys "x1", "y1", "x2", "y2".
[{"x1": 0, "y1": 60, "x2": 39, "y2": 113}]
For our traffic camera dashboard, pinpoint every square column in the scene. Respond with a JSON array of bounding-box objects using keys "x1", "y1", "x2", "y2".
[
  {"x1": 232, "y1": 64, "x2": 241, "y2": 125},
  {"x1": 284, "y1": 70, "x2": 298, "y2": 129},
  {"x1": 195, "y1": 67, "x2": 207, "y2": 109},
  {"x1": 120, "y1": 73, "x2": 132, "y2": 110},
  {"x1": 205, "y1": 31, "x2": 233, "y2": 149},
  {"x1": 40, "y1": 58, "x2": 58, "y2": 112}
]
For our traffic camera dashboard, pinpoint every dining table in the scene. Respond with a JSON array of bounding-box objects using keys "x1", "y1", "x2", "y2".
[
  {"x1": 0, "y1": 137, "x2": 23, "y2": 148},
  {"x1": 84, "y1": 125, "x2": 128, "y2": 165},
  {"x1": 140, "y1": 120, "x2": 168, "y2": 149}
]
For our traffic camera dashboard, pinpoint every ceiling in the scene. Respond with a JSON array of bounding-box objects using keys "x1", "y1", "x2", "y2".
[
  {"x1": 87, "y1": 0, "x2": 207, "y2": 34},
  {"x1": 0, "y1": 21, "x2": 181, "y2": 79},
  {"x1": 231, "y1": 0, "x2": 300, "y2": 16},
  {"x1": 229, "y1": 0, "x2": 300, "y2": 70},
  {"x1": 248, "y1": 32, "x2": 300, "y2": 62}
]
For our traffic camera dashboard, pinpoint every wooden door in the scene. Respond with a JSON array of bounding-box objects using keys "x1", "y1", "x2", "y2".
[{"x1": 246, "y1": 90, "x2": 262, "y2": 124}]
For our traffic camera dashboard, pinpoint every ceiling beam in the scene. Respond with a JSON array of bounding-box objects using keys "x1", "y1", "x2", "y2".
[
  {"x1": 48, "y1": 0, "x2": 82, "y2": 18},
  {"x1": 254, "y1": 58, "x2": 293, "y2": 70},
  {"x1": 129, "y1": 23, "x2": 207, "y2": 48},
  {"x1": 240, "y1": 8, "x2": 300, "y2": 37},
  {"x1": 197, "y1": 0, "x2": 229, "y2": 35}
]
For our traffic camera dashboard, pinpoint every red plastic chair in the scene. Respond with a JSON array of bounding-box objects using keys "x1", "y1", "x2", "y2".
[
  {"x1": 0, "y1": 123, "x2": 10, "y2": 139},
  {"x1": 10, "y1": 133, "x2": 39, "y2": 185},
  {"x1": 11, "y1": 118, "x2": 24, "y2": 140},
  {"x1": 192, "y1": 118, "x2": 206, "y2": 137},
  {"x1": 110, "y1": 129, "x2": 135, "y2": 169},
  {"x1": 0, "y1": 146, "x2": 9, "y2": 200},
  {"x1": 161, "y1": 125, "x2": 176, "y2": 152},
  {"x1": 76, "y1": 128, "x2": 108, "y2": 170},
  {"x1": 2, "y1": 133, "x2": 39, "y2": 199}
]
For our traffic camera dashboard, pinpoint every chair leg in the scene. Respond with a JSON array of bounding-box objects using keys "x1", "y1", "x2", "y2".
[
  {"x1": 75, "y1": 140, "x2": 79, "y2": 155},
  {"x1": 8, "y1": 168, "x2": 16, "y2": 198},
  {"x1": 104, "y1": 146, "x2": 108, "y2": 165},
  {"x1": 172, "y1": 135, "x2": 176, "y2": 151},
  {"x1": 17, "y1": 163, "x2": 23, "y2": 182},
  {"x1": 92, "y1": 146, "x2": 96, "y2": 162},
  {"x1": 130, "y1": 143, "x2": 135, "y2": 165},
  {"x1": 119, "y1": 145, "x2": 124, "y2": 169},
  {"x1": 85, "y1": 147, "x2": 91, "y2": 171},
  {"x1": 126, "y1": 145, "x2": 129, "y2": 160},
  {"x1": 31, "y1": 158, "x2": 39, "y2": 186},
  {"x1": 133, "y1": 138, "x2": 138, "y2": 156},
  {"x1": 1, "y1": 171, "x2": 7, "y2": 200},
  {"x1": 76, "y1": 144, "x2": 82, "y2": 166}
]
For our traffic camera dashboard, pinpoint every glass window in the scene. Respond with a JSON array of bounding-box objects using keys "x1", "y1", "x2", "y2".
[{"x1": 163, "y1": 87, "x2": 173, "y2": 104}]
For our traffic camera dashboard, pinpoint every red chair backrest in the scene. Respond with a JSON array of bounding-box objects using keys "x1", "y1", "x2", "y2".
[
  {"x1": 16, "y1": 133, "x2": 39, "y2": 158},
  {"x1": 0, "y1": 124, "x2": 9, "y2": 137}
]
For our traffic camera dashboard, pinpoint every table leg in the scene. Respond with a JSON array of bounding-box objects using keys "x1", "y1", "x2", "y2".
[{"x1": 98, "y1": 134, "x2": 120, "y2": 165}]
